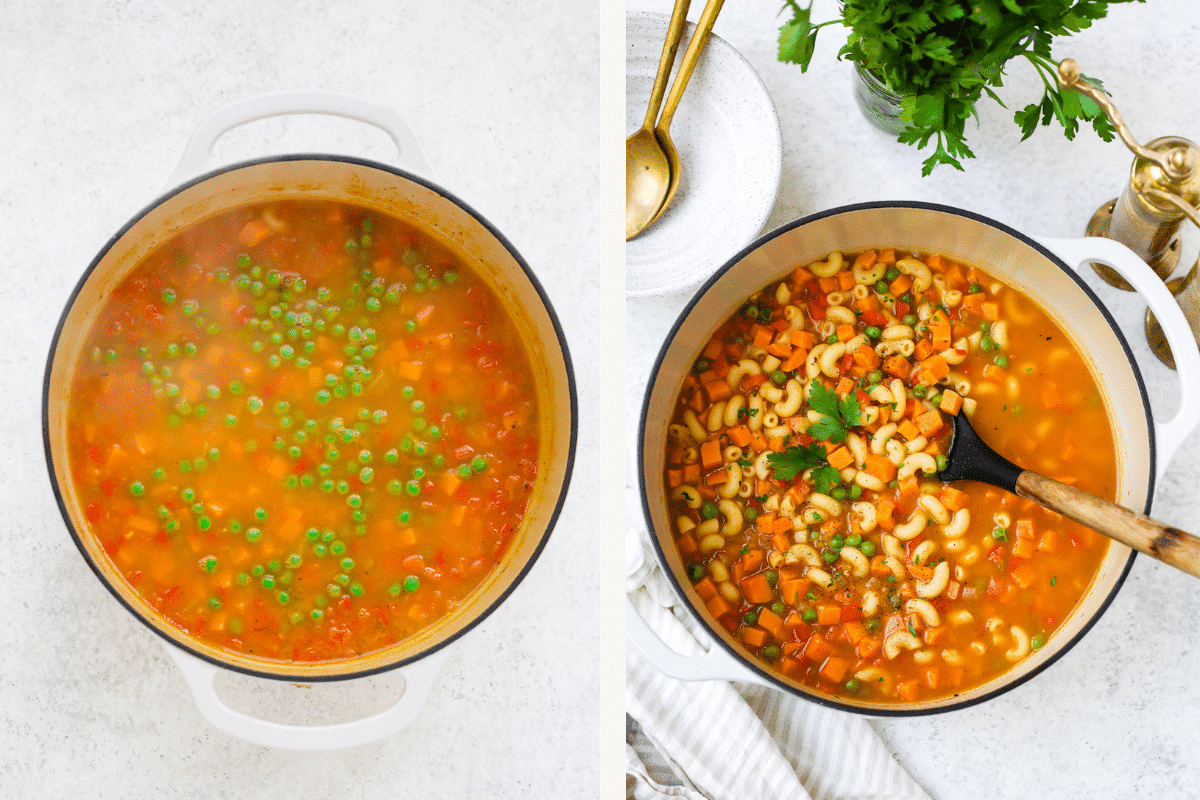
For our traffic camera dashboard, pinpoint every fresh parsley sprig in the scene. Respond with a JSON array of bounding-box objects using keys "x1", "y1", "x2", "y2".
[
  {"x1": 805, "y1": 380, "x2": 861, "y2": 444},
  {"x1": 764, "y1": 382, "x2": 862, "y2": 484},
  {"x1": 777, "y1": 0, "x2": 1137, "y2": 174}
]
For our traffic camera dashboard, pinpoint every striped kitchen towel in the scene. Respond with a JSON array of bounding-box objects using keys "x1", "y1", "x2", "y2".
[{"x1": 627, "y1": 519, "x2": 932, "y2": 800}]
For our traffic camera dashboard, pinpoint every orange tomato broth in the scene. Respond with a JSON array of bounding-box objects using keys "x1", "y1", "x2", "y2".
[
  {"x1": 663, "y1": 248, "x2": 1114, "y2": 703},
  {"x1": 67, "y1": 199, "x2": 539, "y2": 663}
]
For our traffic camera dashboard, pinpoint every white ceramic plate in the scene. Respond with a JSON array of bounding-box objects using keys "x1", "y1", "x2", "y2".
[{"x1": 626, "y1": 10, "x2": 782, "y2": 298}]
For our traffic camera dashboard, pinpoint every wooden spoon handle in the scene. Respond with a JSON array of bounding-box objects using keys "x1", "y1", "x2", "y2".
[
  {"x1": 642, "y1": 0, "x2": 693, "y2": 130},
  {"x1": 1016, "y1": 471, "x2": 1200, "y2": 579},
  {"x1": 655, "y1": 0, "x2": 725, "y2": 135}
]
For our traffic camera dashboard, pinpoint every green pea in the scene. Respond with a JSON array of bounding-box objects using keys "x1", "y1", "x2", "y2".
[
  {"x1": 770, "y1": 370, "x2": 787, "y2": 385},
  {"x1": 770, "y1": 602, "x2": 786, "y2": 616},
  {"x1": 845, "y1": 679, "x2": 861, "y2": 693},
  {"x1": 471, "y1": 456, "x2": 488, "y2": 473},
  {"x1": 992, "y1": 527, "x2": 1008, "y2": 541},
  {"x1": 936, "y1": 454, "x2": 950, "y2": 472},
  {"x1": 864, "y1": 326, "x2": 882, "y2": 339},
  {"x1": 849, "y1": 484, "x2": 863, "y2": 500},
  {"x1": 902, "y1": 314, "x2": 918, "y2": 326},
  {"x1": 743, "y1": 507, "x2": 759, "y2": 524},
  {"x1": 693, "y1": 357, "x2": 712, "y2": 374},
  {"x1": 761, "y1": 645, "x2": 780, "y2": 662},
  {"x1": 980, "y1": 336, "x2": 996, "y2": 352},
  {"x1": 860, "y1": 540, "x2": 877, "y2": 558},
  {"x1": 801, "y1": 608, "x2": 817, "y2": 623},
  {"x1": 994, "y1": 354, "x2": 1009, "y2": 368},
  {"x1": 1031, "y1": 634, "x2": 1047, "y2": 650},
  {"x1": 884, "y1": 267, "x2": 900, "y2": 282},
  {"x1": 700, "y1": 502, "x2": 719, "y2": 520},
  {"x1": 913, "y1": 384, "x2": 927, "y2": 399},
  {"x1": 404, "y1": 575, "x2": 420, "y2": 592},
  {"x1": 743, "y1": 609, "x2": 759, "y2": 626},
  {"x1": 688, "y1": 564, "x2": 706, "y2": 582},
  {"x1": 246, "y1": 527, "x2": 262, "y2": 543}
]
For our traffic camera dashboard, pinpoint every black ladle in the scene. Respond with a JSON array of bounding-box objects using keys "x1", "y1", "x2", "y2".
[{"x1": 943, "y1": 412, "x2": 1200, "y2": 579}]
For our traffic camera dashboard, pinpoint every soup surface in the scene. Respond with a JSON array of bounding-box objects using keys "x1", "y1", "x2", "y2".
[
  {"x1": 67, "y1": 199, "x2": 539, "y2": 663},
  {"x1": 663, "y1": 249, "x2": 1114, "y2": 703}
]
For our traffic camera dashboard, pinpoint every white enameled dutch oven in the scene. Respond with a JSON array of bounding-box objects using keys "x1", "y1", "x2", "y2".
[
  {"x1": 44, "y1": 93, "x2": 576, "y2": 748},
  {"x1": 630, "y1": 201, "x2": 1200, "y2": 715}
]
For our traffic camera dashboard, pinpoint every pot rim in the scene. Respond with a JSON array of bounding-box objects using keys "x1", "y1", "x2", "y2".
[
  {"x1": 43, "y1": 153, "x2": 579, "y2": 683},
  {"x1": 638, "y1": 200, "x2": 1146, "y2": 715}
]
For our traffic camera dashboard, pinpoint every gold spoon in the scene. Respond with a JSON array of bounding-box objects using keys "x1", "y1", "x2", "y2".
[
  {"x1": 626, "y1": 0, "x2": 691, "y2": 241},
  {"x1": 626, "y1": 0, "x2": 726, "y2": 240}
]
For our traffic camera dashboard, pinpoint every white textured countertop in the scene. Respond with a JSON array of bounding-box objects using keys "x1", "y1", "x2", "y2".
[
  {"x1": 626, "y1": 1, "x2": 1200, "y2": 798},
  {"x1": 0, "y1": 2, "x2": 614, "y2": 797}
]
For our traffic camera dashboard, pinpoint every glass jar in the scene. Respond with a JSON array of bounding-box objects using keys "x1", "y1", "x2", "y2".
[{"x1": 853, "y1": 64, "x2": 906, "y2": 136}]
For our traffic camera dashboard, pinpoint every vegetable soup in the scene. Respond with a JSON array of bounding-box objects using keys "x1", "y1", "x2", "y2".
[
  {"x1": 663, "y1": 249, "x2": 1114, "y2": 703},
  {"x1": 66, "y1": 199, "x2": 539, "y2": 663}
]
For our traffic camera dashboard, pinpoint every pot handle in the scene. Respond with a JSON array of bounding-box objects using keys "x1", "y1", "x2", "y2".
[
  {"x1": 1034, "y1": 235, "x2": 1200, "y2": 482},
  {"x1": 166, "y1": 91, "x2": 435, "y2": 188},
  {"x1": 626, "y1": 594, "x2": 768, "y2": 685},
  {"x1": 162, "y1": 641, "x2": 449, "y2": 750}
]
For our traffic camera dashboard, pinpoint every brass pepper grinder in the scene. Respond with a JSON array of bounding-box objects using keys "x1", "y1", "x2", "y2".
[{"x1": 1058, "y1": 59, "x2": 1200, "y2": 367}]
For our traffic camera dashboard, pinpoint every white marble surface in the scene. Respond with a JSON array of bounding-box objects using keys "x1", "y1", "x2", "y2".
[
  {"x1": 626, "y1": 1, "x2": 1200, "y2": 798},
  {"x1": 0, "y1": 2, "x2": 616, "y2": 797}
]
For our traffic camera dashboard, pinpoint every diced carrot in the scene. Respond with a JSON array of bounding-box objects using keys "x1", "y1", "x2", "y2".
[
  {"x1": 237, "y1": 218, "x2": 274, "y2": 247},
  {"x1": 803, "y1": 633, "x2": 833, "y2": 662},
  {"x1": 676, "y1": 532, "x2": 698, "y2": 557},
  {"x1": 693, "y1": 577, "x2": 718, "y2": 601},
  {"x1": 888, "y1": 273, "x2": 913, "y2": 296},
  {"x1": 816, "y1": 605, "x2": 841, "y2": 626},
  {"x1": 981, "y1": 301, "x2": 1000, "y2": 321},
  {"x1": 682, "y1": 463, "x2": 700, "y2": 484},
  {"x1": 945, "y1": 580, "x2": 961, "y2": 600},
  {"x1": 752, "y1": 326, "x2": 774, "y2": 350},
  {"x1": 939, "y1": 485, "x2": 969, "y2": 511},
  {"x1": 772, "y1": 516, "x2": 795, "y2": 535},
  {"x1": 919, "y1": 354, "x2": 950, "y2": 383},
  {"x1": 923, "y1": 626, "x2": 947, "y2": 647},
  {"x1": 705, "y1": 468, "x2": 729, "y2": 487},
  {"x1": 896, "y1": 420, "x2": 921, "y2": 442},
  {"x1": 878, "y1": 248, "x2": 896, "y2": 264},
  {"x1": 856, "y1": 636, "x2": 881, "y2": 659},
  {"x1": 727, "y1": 425, "x2": 752, "y2": 447},
  {"x1": 833, "y1": 376, "x2": 855, "y2": 396},
  {"x1": 818, "y1": 276, "x2": 839, "y2": 293},
  {"x1": 747, "y1": 431, "x2": 770, "y2": 452},
  {"x1": 699, "y1": 440, "x2": 723, "y2": 471},
  {"x1": 835, "y1": 324, "x2": 857, "y2": 343},
  {"x1": 897, "y1": 680, "x2": 921, "y2": 701},
  {"x1": 707, "y1": 595, "x2": 732, "y2": 620},
  {"x1": 399, "y1": 361, "x2": 423, "y2": 381},
  {"x1": 876, "y1": 500, "x2": 896, "y2": 530},
  {"x1": 702, "y1": 339, "x2": 724, "y2": 360},
  {"x1": 863, "y1": 453, "x2": 897, "y2": 483},
  {"x1": 776, "y1": 352, "x2": 804, "y2": 376},
  {"x1": 915, "y1": 408, "x2": 944, "y2": 437},
  {"x1": 1015, "y1": 519, "x2": 1035, "y2": 539},
  {"x1": 739, "y1": 573, "x2": 775, "y2": 605},
  {"x1": 703, "y1": 379, "x2": 732, "y2": 403},
  {"x1": 1010, "y1": 563, "x2": 1038, "y2": 589},
  {"x1": 843, "y1": 620, "x2": 868, "y2": 645},
  {"x1": 961, "y1": 293, "x2": 985, "y2": 315},
  {"x1": 767, "y1": 341, "x2": 793, "y2": 359},
  {"x1": 820, "y1": 656, "x2": 851, "y2": 683},
  {"x1": 913, "y1": 339, "x2": 934, "y2": 362},
  {"x1": 939, "y1": 389, "x2": 963, "y2": 415},
  {"x1": 1038, "y1": 530, "x2": 1058, "y2": 553},
  {"x1": 791, "y1": 265, "x2": 814, "y2": 284},
  {"x1": 922, "y1": 668, "x2": 940, "y2": 691},
  {"x1": 897, "y1": 476, "x2": 920, "y2": 511},
  {"x1": 742, "y1": 627, "x2": 770, "y2": 648},
  {"x1": 853, "y1": 251, "x2": 878, "y2": 270},
  {"x1": 836, "y1": 270, "x2": 855, "y2": 291},
  {"x1": 851, "y1": 345, "x2": 881, "y2": 370},
  {"x1": 1012, "y1": 537, "x2": 1035, "y2": 559},
  {"x1": 757, "y1": 606, "x2": 785, "y2": 638},
  {"x1": 778, "y1": 579, "x2": 808, "y2": 607},
  {"x1": 827, "y1": 446, "x2": 854, "y2": 470},
  {"x1": 882, "y1": 355, "x2": 912, "y2": 380}
]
